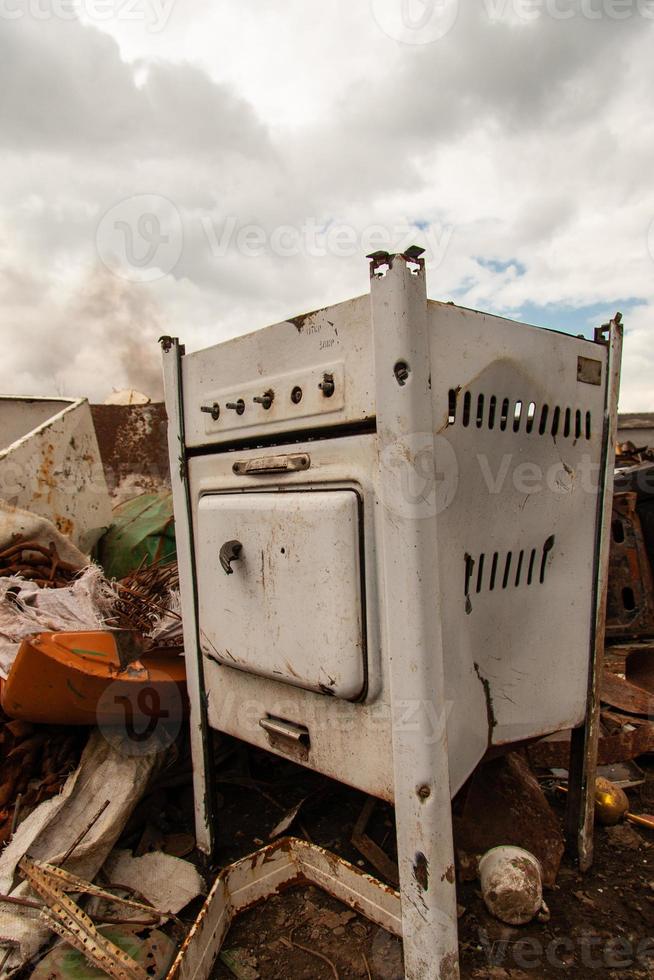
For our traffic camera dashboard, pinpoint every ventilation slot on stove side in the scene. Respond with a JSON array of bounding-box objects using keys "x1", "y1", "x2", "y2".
[
  {"x1": 448, "y1": 389, "x2": 592, "y2": 441},
  {"x1": 464, "y1": 535, "x2": 556, "y2": 607}
]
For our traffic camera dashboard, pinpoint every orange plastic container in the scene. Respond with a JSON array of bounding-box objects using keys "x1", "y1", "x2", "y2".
[{"x1": 1, "y1": 631, "x2": 187, "y2": 727}]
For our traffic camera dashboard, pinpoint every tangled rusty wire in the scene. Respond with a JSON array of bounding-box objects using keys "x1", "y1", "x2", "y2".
[
  {"x1": 0, "y1": 538, "x2": 79, "y2": 588},
  {"x1": 112, "y1": 559, "x2": 181, "y2": 639},
  {"x1": 0, "y1": 719, "x2": 87, "y2": 847},
  {"x1": 0, "y1": 536, "x2": 181, "y2": 642}
]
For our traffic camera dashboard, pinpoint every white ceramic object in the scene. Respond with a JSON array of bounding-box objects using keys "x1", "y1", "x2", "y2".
[{"x1": 479, "y1": 845, "x2": 545, "y2": 925}]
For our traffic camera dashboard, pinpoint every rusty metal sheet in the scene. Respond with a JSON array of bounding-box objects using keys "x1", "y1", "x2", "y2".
[
  {"x1": 601, "y1": 669, "x2": 654, "y2": 716},
  {"x1": 454, "y1": 752, "x2": 564, "y2": 888},
  {"x1": 0, "y1": 396, "x2": 111, "y2": 552},
  {"x1": 606, "y1": 492, "x2": 654, "y2": 638},
  {"x1": 90, "y1": 403, "x2": 170, "y2": 496},
  {"x1": 529, "y1": 716, "x2": 654, "y2": 769}
]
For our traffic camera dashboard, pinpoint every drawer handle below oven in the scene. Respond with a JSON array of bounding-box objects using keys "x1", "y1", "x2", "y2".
[
  {"x1": 232, "y1": 453, "x2": 310, "y2": 476},
  {"x1": 259, "y1": 716, "x2": 310, "y2": 749}
]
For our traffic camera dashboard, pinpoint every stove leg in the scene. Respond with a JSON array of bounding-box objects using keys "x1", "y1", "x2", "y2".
[
  {"x1": 370, "y1": 250, "x2": 460, "y2": 979},
  {"x1": 565, "y1": 315, "x2": 622, "y2": 871}
]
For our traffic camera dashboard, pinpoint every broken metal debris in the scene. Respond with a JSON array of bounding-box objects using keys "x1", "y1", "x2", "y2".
[
  {"x1": 0, "y1": 537, "x2": 80, "y2": 588},
  {"x1": 454, "y1": 752, "x2": 564, "y2": 888},
  {"x1": 616, "y1": 440, "x2": 654, "y2": 468},
  {"x1": 529, "y1": 709, "x2": 654, "y2": 769},
  {"x1": 607, "y1": 492, "x2": 654, "y2": 638},
  {"x1": 351, "y1": 795, "x2": 399, "y2": 887},
  {"x1": 0, "y1": 729, "x2": 162, "y2": 972}
]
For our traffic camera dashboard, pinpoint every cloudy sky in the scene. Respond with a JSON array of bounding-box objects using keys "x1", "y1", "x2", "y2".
[{"x1": 1, "y1": 0, "x2": 653, "y2": 407}]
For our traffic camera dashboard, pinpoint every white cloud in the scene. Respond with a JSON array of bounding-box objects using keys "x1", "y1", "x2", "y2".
[{"x1": 1, "y1": 3, "x2": 653, "y2": 407}]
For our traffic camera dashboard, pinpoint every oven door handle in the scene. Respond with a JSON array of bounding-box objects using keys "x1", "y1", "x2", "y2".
[{"x1": 219, "y1": 539, "x2": 243, "y2": 575}]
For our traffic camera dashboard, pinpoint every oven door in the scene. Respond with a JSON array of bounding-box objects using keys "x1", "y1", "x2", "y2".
[{"x1": 196, "y1": 488, "x2": 367, "y2": 700}]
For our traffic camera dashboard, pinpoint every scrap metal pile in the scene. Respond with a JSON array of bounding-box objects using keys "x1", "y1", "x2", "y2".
[
  {"x1": 3, "y1": 394, "x2": 654, "y2": 979},
  {"x1": 0, "y1": 475, "x2": 192, "y2": 977}
]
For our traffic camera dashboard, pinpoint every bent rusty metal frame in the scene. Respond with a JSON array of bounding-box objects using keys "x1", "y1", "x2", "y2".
[
  {"x1": 165, "y1": 838, "x2": 401, "y2": 980},
  {"x1": 565, "y1": 316, "x2": 623, "y2": 870}
]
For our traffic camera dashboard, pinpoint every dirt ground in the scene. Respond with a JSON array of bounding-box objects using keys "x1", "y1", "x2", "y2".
[{"x1": 198, "y1": 740, "x2": 654, "y2": 979}]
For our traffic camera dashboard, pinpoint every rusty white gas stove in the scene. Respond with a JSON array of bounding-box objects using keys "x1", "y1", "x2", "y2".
[{"x1": 162, "y1": 250, "x2": 621, "y2": 979}]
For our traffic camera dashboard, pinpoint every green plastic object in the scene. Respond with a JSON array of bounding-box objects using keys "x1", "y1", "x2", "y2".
[
  {"x1": 30, "y1": 926, "x2": 176, "y2": 980},
  {"x1": 95, "y1": 492, "x2": 176, "y2": 580}
]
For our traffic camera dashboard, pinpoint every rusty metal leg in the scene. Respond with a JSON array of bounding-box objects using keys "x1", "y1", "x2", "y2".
[
  {"x1": 565, "y1": 703, "x2": 600, "y2": 871},
  {"x1": 565, "y1": 315, "x2": 623, "y2": 871}
]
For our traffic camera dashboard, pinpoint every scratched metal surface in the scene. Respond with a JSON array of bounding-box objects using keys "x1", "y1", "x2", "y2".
[
  {"x1": 428, "y1": 301, "x2": 609, "y2": 789},
  {"x1": 196, "y1": 488, "x2": 365, "y2": 699},
  {"x1": 180, "y1": 294, "x2": 374, "y2": 449}
]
